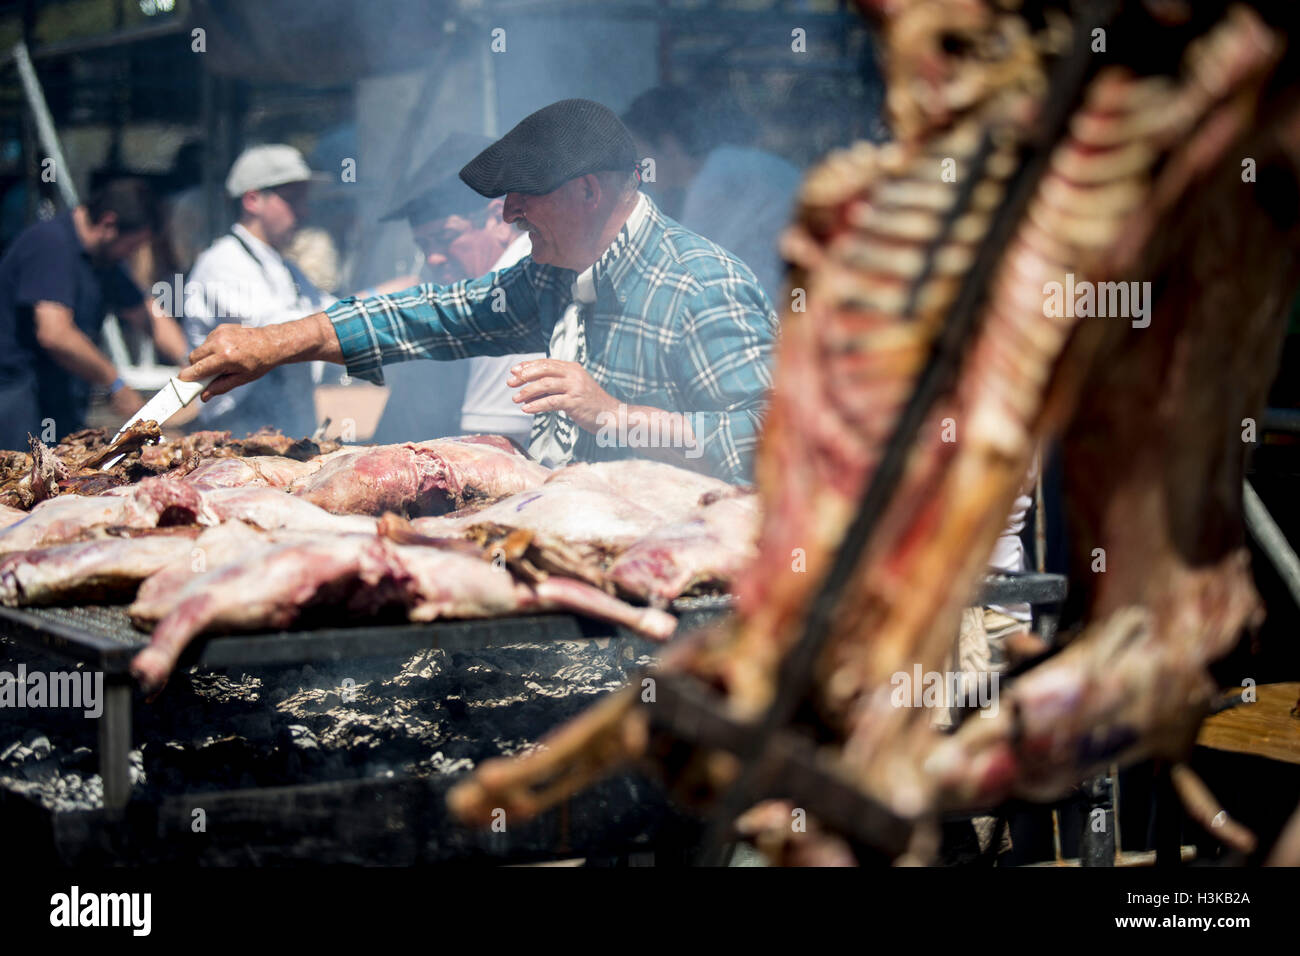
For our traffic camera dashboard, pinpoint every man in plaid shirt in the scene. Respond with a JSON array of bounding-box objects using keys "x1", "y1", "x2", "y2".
[{"x1": 181, "y1": 99, "x2": 778, "y2": 484}]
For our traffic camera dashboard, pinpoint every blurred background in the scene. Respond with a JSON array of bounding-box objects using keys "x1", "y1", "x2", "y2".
[{"x1": 0, "y1": 0, "x2": 885, "y2": 300}]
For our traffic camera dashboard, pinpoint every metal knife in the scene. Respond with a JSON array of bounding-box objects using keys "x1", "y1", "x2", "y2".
[{"x1": 99, "y1": 374, "x2": 217, "y2": 472}]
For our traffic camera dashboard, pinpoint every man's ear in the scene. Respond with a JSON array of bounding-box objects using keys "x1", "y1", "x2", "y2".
[
  {"x1": 579, "y1": 173, "x2": 602, "y2": 208},
  {"x1": 97, "y1": 210, "x2": 118, "y2": 237},
  {"x1": 240, "y1": 190, "x2": 261, "y2": 217}
]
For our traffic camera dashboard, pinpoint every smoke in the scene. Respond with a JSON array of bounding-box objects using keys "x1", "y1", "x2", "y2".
[{"x1": 175, "y1": 2, "x2": 885, "y2": 443}]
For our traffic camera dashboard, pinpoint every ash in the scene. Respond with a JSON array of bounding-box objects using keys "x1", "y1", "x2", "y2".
[{"x1": 0, "y1": 633, "x2": 656, "y2": 814}]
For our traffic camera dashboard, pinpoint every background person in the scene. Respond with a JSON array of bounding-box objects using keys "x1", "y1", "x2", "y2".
[
  {"x1": 183, "y1": 144, "x2": 337, "y2": 438},
  {"x1": 0, "y1": 178, "x2": 189, "y2": 450},
  {"x1": 369, "y1": 132, "x2": 541, "y2": 446},
  {"x1": 623, "y1": 86, "x2": 801, "y2": 304}
]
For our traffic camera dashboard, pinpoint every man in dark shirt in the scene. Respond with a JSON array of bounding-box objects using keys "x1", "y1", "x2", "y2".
[{"x1": 0, "y1": 179, "x2": 188, "y2": 450}]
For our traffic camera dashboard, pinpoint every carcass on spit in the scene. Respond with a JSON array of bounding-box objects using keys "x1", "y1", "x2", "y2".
[
  {"x1": 288, "y1": 436, "x2": 549, "y2": 516},
  {"x1": 448, "y1": 0, "x2": 1300, "y2": 862}
]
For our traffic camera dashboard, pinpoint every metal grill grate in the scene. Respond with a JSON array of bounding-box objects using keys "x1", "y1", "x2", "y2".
[
  {"x1": 0, "y1": 594, "x2": 737, "y2": 673},
  {"x1": 22, "y1": 605, "x2": 147, "y2": 648}
]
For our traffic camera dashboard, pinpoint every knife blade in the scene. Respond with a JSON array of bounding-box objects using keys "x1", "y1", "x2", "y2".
[{"x1": 99, "y1": 374, "x2": 217, "y2": 472}]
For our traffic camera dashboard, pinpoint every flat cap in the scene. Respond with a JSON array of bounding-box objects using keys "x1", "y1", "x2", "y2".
[
  {"x1": 381, "y1": 132, "x2": 496, "y2": 223},
  {"x1": 459, "y1": 99, "x2": 639, "y2": 198}
]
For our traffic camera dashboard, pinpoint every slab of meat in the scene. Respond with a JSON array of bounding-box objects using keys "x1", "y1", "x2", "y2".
[
  {"x1": 380, "y1": 540, "x2": 672, "y2": 637},
  {"x1": 129, "y1": 534, "x2": 395, "y2": 691},
  {"x1": 73, "y1": 420, "x2": 164, "y2": 471},
  {"x1": 235, "y1": 427, "x2": 341, "y2": 460},
  {"x1": 0, "y1": 528, "x2": 201, "y2": 606},
  {"x1": 129, "y1": 534, "x2": 676, "y2": 693},
  {"x1": 409, "y1": 464, "x2": 755, "y2": 596},
  {"x1": 25, "y1": 436, "x2": 68, "y2": 506},
  {"x1": 0, "y1": 452, "x2": 29, "y2": 509},
  {"x1": 414, "y1": 485, "x2": 665, "y2": 556},
  {"x1": 201, "y1": 487, "x2": 377, "y2": 534},
  {"x1": 179, "y1": 455, "x2": 322, "y2": 489},
  {"x1": 289, "y1": 436, "x2": 549, "y2": 516},
  {"x1": 17, "y1": 431, "x2": 136, "y2": 508},
  {"x1": 138, "y1": 430, "x2": 237, "y2": 470},
  {"x1": 0, "y1": 422, "x2": 168, "y2": 508},
  {"x1": 0, "y1": 478, "x2": 213, "y2": 557},
  {"x1": 0, "y1": 504, "x2": 26, "y2": 530},
  {"x1": 608, "y1": 494, "x2": 760, "y2": 604},
  {"x1": 130, "y1": 522, "x2": 291, "y2": 624},
  {"x1": 544, "y1": 460, "x2": 740, "y2": 524},
  {"x1": 136, "y1": 429, "x2": 340, "y2": 472}
]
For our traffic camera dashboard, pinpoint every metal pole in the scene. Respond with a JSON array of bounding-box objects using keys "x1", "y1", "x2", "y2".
[
  {"x1": 11, "y1": 41, "x2": 79, "y2": 209},
  {"x1": 1080, "y1": 773, "x2": 1115, "y2": 866},
  {"x1": 98, "y1": 680, "x2": 132, "y2": 810},
  {"x1": 481, "y1": 33, "x2": 498, "y2": 138},
  {"x1": 1243, "y1": 480, "x2": 1300, "y2": 611}
]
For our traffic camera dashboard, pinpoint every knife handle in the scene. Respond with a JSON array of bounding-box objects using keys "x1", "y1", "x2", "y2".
[{"x1": 170, "y1": 374, "x2": 217, "y2": 407}]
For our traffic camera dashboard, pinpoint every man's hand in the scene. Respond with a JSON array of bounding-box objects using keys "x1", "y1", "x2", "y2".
[
  {"x1": 180, "y1": 312, "x2": 343, "y2": 401},
  {"x1": 508, "y1": 359, "x2": 617, "y2": 432},
  {"x1": 181, "y1": 324, "x2": 277, "y2": 400},
  {"x1": 109, "y1": 385, "x2": 145, "y2": 418}
]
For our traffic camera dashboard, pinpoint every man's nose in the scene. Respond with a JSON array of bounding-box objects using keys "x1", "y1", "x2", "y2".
[{"x1": 502, "y1": 193, "x2": 526, "y2": 223}]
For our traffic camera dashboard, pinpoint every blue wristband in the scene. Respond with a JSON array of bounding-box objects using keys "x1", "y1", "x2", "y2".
[{"x1": 108, "y1": 377, "x2": 126, "y2": 395}]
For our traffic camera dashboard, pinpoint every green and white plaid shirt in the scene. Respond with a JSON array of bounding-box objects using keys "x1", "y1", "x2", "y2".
[{"x1": 326, "y1": 194, "x2": 777, "y2": 484}]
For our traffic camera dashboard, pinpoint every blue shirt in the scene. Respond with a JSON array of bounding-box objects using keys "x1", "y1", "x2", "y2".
[
  {"x1": 0, "y1": 212, "x2": 142, "y2": 441},
  {"x1": 325, "y1": 196, "x2": 777, "y2": 483}
]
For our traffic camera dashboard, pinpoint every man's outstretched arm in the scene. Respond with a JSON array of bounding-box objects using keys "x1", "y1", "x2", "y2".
[
  {"x1": 183, "y1": 263, "x2": 548, "y2": 401},
  {"x1": 179, "y1": 310, "x2": 341, "y2": 402}
]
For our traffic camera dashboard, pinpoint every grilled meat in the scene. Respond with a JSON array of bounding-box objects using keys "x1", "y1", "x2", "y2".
[
  {"x1": 128, "y1": 533, "x2": 676, "y2": 693},
  {"x1": 0, "y1": 504, "x2": 26, "y2": 530},
  {"x1": 608, "y1": 493, "x2": 760, "y2": 604},
  {"x1": 0, "y1": 478, "x2": 213, "y2": 557},
  {"x1": 0, "y1": 528, "x2": 202, "y2": 606},
  {"x1": 178, "y1": 455, "x2": 327, "y2": 489},
  {"x1": 288, "y1": 436, "x2": 550, "y2": 516}
]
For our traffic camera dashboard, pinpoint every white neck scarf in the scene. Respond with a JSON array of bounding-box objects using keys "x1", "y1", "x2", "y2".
[{"x1": 528, "y1": 193, "x2": 648, "y2": 467}]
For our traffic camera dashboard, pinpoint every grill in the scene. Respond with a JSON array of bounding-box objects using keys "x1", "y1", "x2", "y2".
[
  {"x1": 0, "y1": 593, "x2": 737, "y2": 865},
  {"x1": 0, "y1": 576, "x2": 1063, "y2": 864}
]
